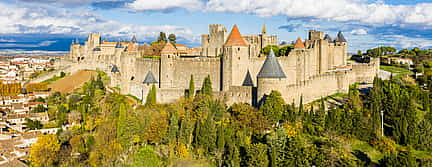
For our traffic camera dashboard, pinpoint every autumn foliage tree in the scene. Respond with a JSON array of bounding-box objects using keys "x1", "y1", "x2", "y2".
[
  {"x1": 25, "y1": 82, "x2": 48, "y2": 93},
  {"x1": 0, "y1": 82, "x2": 22, "y2": 96},
  {"x1": 29, "y1": 134, "x2": 61, "y2": 167}
]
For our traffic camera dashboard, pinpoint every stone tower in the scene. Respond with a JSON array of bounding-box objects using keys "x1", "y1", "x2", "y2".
[
  {"x1": 222, "y1": 25, "x2": 249, "y2": 91},
  {"x1": 257, "y1": 49, "x2": 287, "y2": 104},
  {"x1": 202, "y1": 24, "x2": 227, "y2": 57},
  {"x1": 160, "y1": 42, "x2": 177, "y2": 88},
  {"x1": 334, "y1": 31, "x2": 348, "y2": 65},
  {"x1": 86, "y1": 33, "x2": 101, "y2": 51}
]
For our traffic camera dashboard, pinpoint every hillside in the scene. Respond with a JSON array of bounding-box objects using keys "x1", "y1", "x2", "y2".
[
  {"x1": 47, "y1": 70, "x2": 97, "y2": 93},
  {"x1": 26, "y1": 75, "x2": 432, "y2": 167}
]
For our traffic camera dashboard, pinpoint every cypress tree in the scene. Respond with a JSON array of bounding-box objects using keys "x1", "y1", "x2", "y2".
[
  {"x1": 145, "y1": 84, "x2": 157, "y2": 106},
  {"x1": 157, "y1": 32, "x2": 167, "y2": 42},
  {"x1": 165, "y1": 112, "x2": 179, "y2": 144},
  {"x1": 188, "y1": 75, "x2": 195, "y2": 98},
  {"x1": 201, "y1": 75, "x2": 212, "y2": 96}
]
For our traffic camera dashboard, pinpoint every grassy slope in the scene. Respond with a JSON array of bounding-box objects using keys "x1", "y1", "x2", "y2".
[{"x1": 380, "y1": 65, "x2": 414, "y2": 79}]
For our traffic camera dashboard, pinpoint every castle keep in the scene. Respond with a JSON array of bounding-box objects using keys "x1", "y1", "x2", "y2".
[{"x1": 66, "y1": 24, "x2": 379, "y2": 105}]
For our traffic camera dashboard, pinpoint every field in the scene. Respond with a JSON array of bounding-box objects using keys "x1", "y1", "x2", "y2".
[{"x1": 48, "y1": 70, "x2": 98, "y2": 93}]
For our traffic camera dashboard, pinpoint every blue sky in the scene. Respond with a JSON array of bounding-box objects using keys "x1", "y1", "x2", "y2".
[{"x1": 1, "y1": 0, "x2": 432, "y2": 53}]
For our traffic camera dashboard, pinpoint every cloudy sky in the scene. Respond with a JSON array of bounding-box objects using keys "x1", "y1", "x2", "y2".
[{"x1": 1, "y1": 0, "x2": 432, "y2": 52}]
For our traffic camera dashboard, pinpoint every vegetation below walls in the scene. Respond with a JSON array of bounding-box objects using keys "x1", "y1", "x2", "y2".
[{"x1": 27, "y1": 75, "x2": 432, "y2": 167}]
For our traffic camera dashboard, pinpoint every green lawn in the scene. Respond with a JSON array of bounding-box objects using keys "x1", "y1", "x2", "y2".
[
  {"x1": 380, "y1": 65, "x2": 413, "y2": 75},
  {"x1": 42, "y1": 75, "x2": 65, "y2": 84},
  {"x1": 351, "y1": 140, "x2": 385, "y2": 163},
  {"x1": 380, "y1": 65, "x2": 414, "y2": 79}
]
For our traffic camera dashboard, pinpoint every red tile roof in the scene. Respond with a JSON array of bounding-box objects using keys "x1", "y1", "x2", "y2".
[
  {"x1": 225, "y1": 25, "x2": 248, "y2": 47},
  {"x1": 294, "y1": 37, "x2": 305, "y2": 49},
  {"x1": 160, "y1": 42, "x2": 177, "y2": 54}
]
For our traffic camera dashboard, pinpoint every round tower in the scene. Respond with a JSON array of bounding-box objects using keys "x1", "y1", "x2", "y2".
[
  {"x1": 160, "y1": 42, "x2": 177, "y2": 88},
  {"x1": 256, "y1": 49, "x2": 287, "y2": 105}
]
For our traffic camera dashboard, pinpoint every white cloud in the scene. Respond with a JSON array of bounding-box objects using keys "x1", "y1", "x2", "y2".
[
  {"x1": 383, "y1": 35, "x2": 432, "y2": 49},
  {"x1": 127, "y1": 0, "x2": 432, "y2": 29},
  {"x1": 0, "y1": 40, "x2": 57, "y2": 47},
  {"x1": 127, "y1": 0, "x2": 203, "y2": 11},
  {"x1": 0, "y1": 3, "x2": 196, "y2": 42},
  {"x1": 351, "y1": 28, "x2": 368, "y2": 35},
  {"x1": 4, "y1": 0, "x2": 125, "y2": 7}
]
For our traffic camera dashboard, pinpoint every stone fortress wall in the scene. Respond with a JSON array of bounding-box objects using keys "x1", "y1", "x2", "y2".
[{"x1": 65, "y1": 24, "x2": 380, "y2": 106}]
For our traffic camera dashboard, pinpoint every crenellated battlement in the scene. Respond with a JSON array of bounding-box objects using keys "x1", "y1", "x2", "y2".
[{"x1": 65, "y1": 24, "x2": 377, "y2": 106}]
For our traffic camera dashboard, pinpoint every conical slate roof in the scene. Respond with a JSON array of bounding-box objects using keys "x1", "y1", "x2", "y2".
[
  {"x1": 257, "y1": 49, "x2": 286, "y2": 78},
  {"x1": 143, "y1": 71, "x2": 158, "y2": 84},
  {"x1": 111, "y1": 65, "x2": 120, "y2": 73},
  {"x1": 224, "y1": 25, "x2": 248, "y2": 47},
  {"x1": 335, "y1": 31, "x2": 347, "y2": 42},
  {"x1": 131, "y1": 35, "x2": 138, "y2": 43},
  {"x1": 242, "y1": 70, "x2": 254, "y2": 86},
  {"x1": 294, "y1": 37, "x2": 305, "y2": 49},
  {"x1": 324, "y1": 34, "x2": 333, "y2": 42}
]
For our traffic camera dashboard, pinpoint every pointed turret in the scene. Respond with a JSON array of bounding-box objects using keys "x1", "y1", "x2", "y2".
[
  {"x1": 257, "y1": 49, "x2": 286, "y2": 78},
  {"x1": 293, "y1": 37, "x2": 305, "y2": 49},
  {"x1": 224, "y1": 25, "x2": 248, "y2": 47},
  {"x1": 335, "y1": 31, "x2": 347, "y2": 43},
  {"x1": 143, "y1": 71, "x2": 158, "y2": 84},
  {"x1": 324, "y1": 34, "x2": 333, "y2": 42},
  {"x1": 111, "y1": 65, "x2": 120, "y2": 73},
  {"x1": 242, "y1": 70, "x2": 254, "y2": 86},
  {"x1": 262, "y1": 24, "x2": 267, "y2": 35},
  {"x1": 131, "y1": 35, "x2": 138, "y2": 43}
]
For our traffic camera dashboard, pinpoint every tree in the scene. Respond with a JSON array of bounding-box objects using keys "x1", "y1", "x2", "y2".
[
  {"x1": 188, "y1": 75, "x2": 195, "y2": 98},
  {"x1": 245, "y1": 143, "x2": 269, "y2": 167},
  {"x1": 132, "y1": 146, "x2": 161, "y2": 167},
  {"x1": 60, "y1": 71, "x2": 66, "y2": 77},
  {"x1": 145, "y1": 84, "x2": 157, "y2": 106},
  {"x1": 25, "y1": 83, "x2": 47, "y2": 93},
  {"x1": 379, "y1": 150, "x2": 417, "y2": 167},
  {"x1": 24, "y1": 118, "x2": 42, "y2": 130},
  {"x1": 260, "y1": 90, "x2": 286, "y2": 123},
  {"x1": 157, "y1": 32, "x2": 167, "y2": 42},
  {"x1": 29, "y1": 134, "x2": 61, "y2": 167},
  {"x1": 201, "y1": 75, "x2": 212, "y2": 96},
  {"x1": 357, "y1": 50, "x2": 362, "y2": 55},
  {"x1": 32, "y1": 104, "x2": 46, "y2": 113},
  {"x1": 346, "y1": 84, "x2": 362, "y2": 112},
  {"x1": 279, "y1": 45, "x2": 294, "y2": 56},
  {"x1": 168, "y1": 33, "x2": 176, "y2": 46},
  {"x1": 261, "y1": 45, "x2": 280, "y2": 57}
]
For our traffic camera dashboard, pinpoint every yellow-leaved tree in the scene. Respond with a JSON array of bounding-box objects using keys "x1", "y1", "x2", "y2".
[{"x1": 29, "y1": 134, "x2": 61, "y2": 167}]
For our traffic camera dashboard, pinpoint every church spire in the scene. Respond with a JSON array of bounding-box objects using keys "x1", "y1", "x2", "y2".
[{"x1": 262, "y1": 24, "x2": 267, "y2": 35}]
